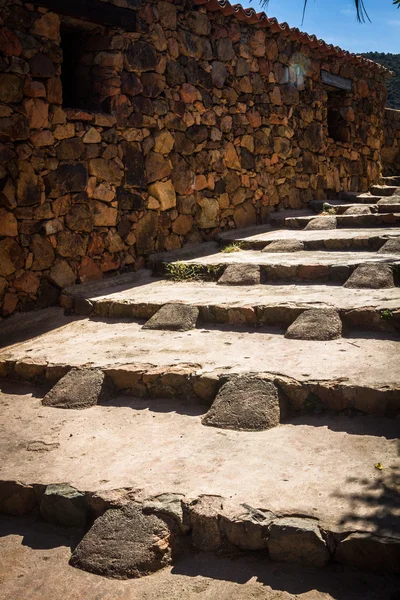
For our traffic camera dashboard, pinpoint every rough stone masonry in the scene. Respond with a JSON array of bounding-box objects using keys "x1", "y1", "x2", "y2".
[{"x1": 0, "y1": 0, "x2": 391, "y2": 316}]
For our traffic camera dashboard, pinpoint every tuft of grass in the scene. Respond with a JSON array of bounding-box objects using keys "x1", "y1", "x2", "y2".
[
  {"x1": 320, "y1": 203, "x2": 338, "y2": 216},
  {"x1": 165, "y1": 262, "x2": 223, "y2": 282},
  {"x1": 221, "y1": 242, "x2": 244, "y2": 253},
  {"x1": 380, "y1": 309, "x2": 394, "y2": 320}
]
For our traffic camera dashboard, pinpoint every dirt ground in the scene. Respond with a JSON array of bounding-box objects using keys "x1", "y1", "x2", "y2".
[
  {"x1": 0, "y1": 515, "x2": 399, "y2": 600},
  {"x1": 1, "y1": 384, "x2": 399, "y2": 534}
]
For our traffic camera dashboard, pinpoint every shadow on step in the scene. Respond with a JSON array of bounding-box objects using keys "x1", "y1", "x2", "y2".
[
  {"x1": 333, "y1": 466, "x2": 400, "y2": 538},
  {"x1": 171, "y1": 550, "x2": 400, "y2": 599},
  {"x1": 101, "y1": 395, "x2": 206, "y2": 418},
  {"x1": 0, "y1": 307, "x2": 82, "y2": 350},
  {"x1": 0, "y1": 514, "x2": 82, "y2": 551},
  {"x1": 289, "y1": 415, "x2": 400, "y2": 440}
]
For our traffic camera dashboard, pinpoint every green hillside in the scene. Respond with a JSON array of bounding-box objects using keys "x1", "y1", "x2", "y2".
[{"x1": 361, "y1": 52, "x2": 400, "y2": 109}]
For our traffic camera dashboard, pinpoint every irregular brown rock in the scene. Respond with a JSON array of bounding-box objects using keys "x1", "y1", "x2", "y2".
[
  {"x1": 218, "y1": 264, "x2": 260, "y2": 286},
  {"x1": 285, "y1": 309, "x2": 342, "y2": 341},
  {"x1": 0, "y1": 208, "x2": 18, "y2": 236},
  {"x1": 42, "y1": 368, "x2": 113, "y2": 410},
  {"x1": 126, "y1": 41, "x2": 158, "y2": 72},
  {"x1": 136, "y1": 211, "x2": 158, "y2": 254},
  {"x1": 263, "y1": 240, "x2": 305, "y2": 252},
  {"x1": 378, "y1": 238, "x2": 400, "y2": 254},
  {"x1": 49, "y1": 260, "x2": 76, "y2": 288},
  {"x1": 185, "y1": 496, "x2": 224, "y2": 552},
  {"x1": 70, "y1": 502, "x2": 174, "y2": 578},
  {"x1": 305, "y1": 216, "x2": 337, "y2": 230},
  {"x1": 334, "y1": 532, "x2": 400, "y2": 573},
  {"x1": 89, "y1": 158, "x2": 123, "y2": 185},
  {"x1": 0, "y1": 114, "x2": 29, "y2": 140},
  {"x1": 148, "y1": 180, "x2": 176, "y2": 210},
  {"x1": 44, "y1": 163, "x2": 88, "y2": 197},
  {"x1": 268, "y1": 517, "x2": 330, "y2": 568},
  {"x1": 56, "y1": 137, "x2": 84, "y2": 160},
  {"x1": 79, "y1": 257, "x2": 103, "y2": 283},
  {"x1": 0, "y1": 73, "x2": 24, "y2": 103},
  {"x1": 196, "y1": 197, "x2": 219, "y2": 228},
  {"x1": 344, "y1": 264, "x2": 394, "y2": 289},
  {"x1": 146, "y1": 152, "x2": 171, "y2": 183},
  {"x1": 202, "y1": 376, "x2": 280, "y2": 431},
  {"x1": 56, "y1": 231, "x2": 87, "y2": 258},
  {"x1": 65, "y1": 203, "x2": 94, "y2": 233},
  {"x1": 0, "y1": 481, "x2": 37, "y2": 516},
  {"x1": 40, "y1": 483, "x2": 87, "y2": 528},
  {"x1": 17, "y1": 161, "x2": 41, "y2": 206},
  {"x1": 31, "y1": 235, "x2": 55, "y2": 270},
  {"x1": 143, "y1": 303, "x2": 199, "y2": 331},
  {"x1": 0, "y1": 238, "x2": 24, "y2": 276}
]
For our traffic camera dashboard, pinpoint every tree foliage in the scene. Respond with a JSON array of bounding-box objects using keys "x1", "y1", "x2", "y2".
[{"x1": 361, "y1": 53, "x2": 400, "y2": 110}]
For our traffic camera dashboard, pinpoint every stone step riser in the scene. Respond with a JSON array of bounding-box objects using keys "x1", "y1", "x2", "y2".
[
  {"x1": 153, "y1": 262, "x2": 400, "y2": 286},
  {"x1": 370, "y1": 185, "x2": 399, "y2": 196},
  {"x1": 381, "y1": 176, "x2": 400, "y2": 186},
  {"x1": 223, "y1": 236, "x2": 388, "y2": 251},
  {"x1": 337, "y1": 193, "x2": 383, "y2": 204},
  {"x1": 1, "y1": 480, "x2": 398, "y2": 574},
  {"x1": 311, "y1": 203, "x2": 400, "y2": 215},
  {"x1": 2, "y1": 360, "x2": 399, "y2": 418},
  {"x1": 282, "y1": 214, "x2": 400, "y2": 230},
  {"x1": 69, "y1": 297, "x2": 400, "y2": 337}
]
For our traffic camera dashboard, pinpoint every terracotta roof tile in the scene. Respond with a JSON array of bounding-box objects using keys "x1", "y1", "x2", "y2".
[{"x1": 193, "y1": 0, "x2": 391, "y2": 74}]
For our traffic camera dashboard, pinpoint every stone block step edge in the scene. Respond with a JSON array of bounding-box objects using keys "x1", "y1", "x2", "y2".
[
  {"x1": 282, "y1": 213, "x2": 400, "y2": 230},
  {"x1": 217, "y1": 234, "x2": 397, "y2": 251},
  {"x1": 59, "y1": 295, "x2": 400, "y2": 336},
  {"x1": 0, "y1": 480, "x2": 399, "y2": 574},
  {"x1": 310, "y1": 202, "x2": 400, "y2": 215},
  {"x1": 1, "y1": 359, "x2": 399, "y2": 418},
  {"x1": 150, "y1": 261, "x2": 400, "y2": 286}
]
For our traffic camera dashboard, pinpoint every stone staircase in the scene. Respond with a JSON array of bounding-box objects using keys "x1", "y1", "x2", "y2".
[{"x1": 0, "y1": 177, "x2": 399, "y2": 581}]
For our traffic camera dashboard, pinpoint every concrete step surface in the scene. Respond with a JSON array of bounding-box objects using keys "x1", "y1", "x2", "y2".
[
  {"x1": 370, "y1": 185, "x2": 399, "y2": 196},
  {"x1": 153, "y1": 249, "x2": 400, "y2": 285},
  {"x1": 217, "y1": 225, "x2": 400, "y2": 251},
  {"x1": 56, "y1": 272, "x2": 400, "y2": 336},
  {"x1": 1, "y1": 179, "x2": 400, "y2": 581},
  {"x1": 280, "y1": 212, "x2": 400, "y2": 230}
]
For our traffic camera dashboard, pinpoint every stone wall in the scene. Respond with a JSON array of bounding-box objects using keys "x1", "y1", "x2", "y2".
[
  {"x1": 382, "y1": 108, "x2": 400, "y2": 175},
  {"x1": 0, "y1": 0, "x2": 388, "y2": 316}
]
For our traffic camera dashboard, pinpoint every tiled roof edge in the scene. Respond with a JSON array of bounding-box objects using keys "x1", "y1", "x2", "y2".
[{"x1": 194, "y1": 0, "x2": 393, "y2": 75}]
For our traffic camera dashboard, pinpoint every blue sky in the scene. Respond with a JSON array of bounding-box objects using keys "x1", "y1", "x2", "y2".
[{"x1": 249, "y1": 0, "x2": 400, "y2": 54}]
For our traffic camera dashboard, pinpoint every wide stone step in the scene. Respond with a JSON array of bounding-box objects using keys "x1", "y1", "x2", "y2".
[
  {"x1": 280, "y1": 212, "x2": 400, "y2": 230},
  {"x1": 370, "y1": 185, "x2": 399, "y2": 196},
  {"x1": 152, "y1": 249, "x2": 400, "y2": 285},
  {"x1": 0, "y1": 384, "x2": 399, "y2": 575},
  {"x1": 310, "y1": 200, "x2": 400, "y2": 215},
  {"x1": 1, "y1": 311, "x2": 399, "y2": 418},
  {"x1": 217, "y1": 225, "x2": 400, "y2": 251},
  {"x1": 338, "y1": 191, "x2": 384, "y2": 203},
  {"x1": 57, "y1": 273, "x2": 400, "y2": 336},
  {"x1": 1, "y1": 515, "x2": 399, "y2": 596},
  {"x1": 381, "y1": 175, "x2": 400, "y2": 186}
]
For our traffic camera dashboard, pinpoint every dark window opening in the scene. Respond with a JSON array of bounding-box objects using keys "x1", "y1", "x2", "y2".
[
  {"x1": 60, "y1": 27, "x2": 100, "y2": 112},
  {"x1": 327, "y1": 91, "x2": 351, "y2": 143}
]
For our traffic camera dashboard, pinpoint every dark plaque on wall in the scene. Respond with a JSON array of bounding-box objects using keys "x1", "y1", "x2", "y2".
[{"x1": 321, "y1": 70, "x2": 352, "y2": 91}]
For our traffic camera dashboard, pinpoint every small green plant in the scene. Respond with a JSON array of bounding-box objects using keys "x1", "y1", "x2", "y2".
[
  {"x1": 320, "y1": 203, "x2": 338, "y2": 216},
  {"x1": 380, "y1": 309, "x2": 394, "y2": 320},
  {"x1": 165, "y1": 262, "x2": 223, "y2": 282},
  {"x1": 221, "y1": 242, "x2": 244, "y2": 253}
]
